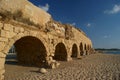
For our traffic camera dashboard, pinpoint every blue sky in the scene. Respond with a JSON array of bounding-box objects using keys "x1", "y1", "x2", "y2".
[{"x1": 29, "y1": 0, "x2": 120, "y2": 49}]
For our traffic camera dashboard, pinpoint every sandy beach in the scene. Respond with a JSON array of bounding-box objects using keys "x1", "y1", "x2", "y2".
[{"x1": 5, "y1": 53, "x2": 120, "y2": 80}]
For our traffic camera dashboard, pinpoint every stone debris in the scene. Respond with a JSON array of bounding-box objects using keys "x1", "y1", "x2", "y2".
[
  {"x1": 77, "y1": 56, "x2": 82, "y2": 59},
  {"x1": 39, "y1": 68, "x2": 47, "y2": 74},
  {"x1": 64, "y1": 24, "x2": 74, "y2": 40},
  {"x1": 50, "y1": 61, "x2": 60, "y2": 69},
  {"x1": 46, "y1": 56, "x2": 61, "y2": 69}
]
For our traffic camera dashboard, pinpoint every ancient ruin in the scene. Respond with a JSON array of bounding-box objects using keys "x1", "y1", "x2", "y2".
[{"x1": 0, "y1": 0, "x2": 94, "y2": 80}]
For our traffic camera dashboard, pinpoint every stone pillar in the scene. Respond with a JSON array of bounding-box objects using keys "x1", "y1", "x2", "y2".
[
  {"x1": 0, "y1": 66, "x2": 5, "y2": 80},
  {"x1": 66, "y1": 49, "x2": 72, "y2": 61},
  {"x1": 46, "y1": 55, "x2": 60, "y2": 69},
  {"x1": 86, "y1": 50, "x2": 90, "y2": 55},
  {"x1": 80, "y1": 50, "x2": 84, "y2": 56},
  {"x1": 66, "y1": 56, "x2": 72, "y2": 61},
  {"x1": 66, "y1": 48, "x2": 72, "y2": 61},
  {"x1": 89, "y1": 48, "x2": 95, "y2": 54},
  {"x1": 0, "y1": 52, "x2": 6, "y2": 80},
  {"x1": 77, "y1": 48, "x2": 80, "y2": 58},
  {"x1": 83, "y1": 50, "x2": 87, "y2": 56}
]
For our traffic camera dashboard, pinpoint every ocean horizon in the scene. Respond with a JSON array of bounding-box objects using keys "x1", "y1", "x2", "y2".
[{"x1": 104, "y1": 51, "x2": 120, "y2": 54}]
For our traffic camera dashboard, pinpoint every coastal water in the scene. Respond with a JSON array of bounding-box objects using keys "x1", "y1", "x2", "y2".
[{"x1": 104, "y1": 51, "x2": 120, "y2": 54}]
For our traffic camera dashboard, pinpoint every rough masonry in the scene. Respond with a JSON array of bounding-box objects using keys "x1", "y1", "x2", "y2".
[{"x1": 0, "y1": 0, "x2": 94, "y2": 80}]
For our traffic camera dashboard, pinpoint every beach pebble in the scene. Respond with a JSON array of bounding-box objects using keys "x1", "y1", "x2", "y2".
[
  {"x1": 51, "y1": 63, "x2": 56, "y2": 69},
  {"x1": 56, "y1": 62, "x2": 60, "y2": 67},
  {"x1": 39, "y1": 68, "x2": 47, "y2": 74}
]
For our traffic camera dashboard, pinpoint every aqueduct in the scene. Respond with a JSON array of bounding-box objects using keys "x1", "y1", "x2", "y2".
[{"x1": 0, "y1": 0, "x2": 94, "y2": 80}]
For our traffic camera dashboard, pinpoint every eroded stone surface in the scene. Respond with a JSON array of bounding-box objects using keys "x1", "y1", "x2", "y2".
[{"x1": 0, "y1": 0, "x2": 51, "y2": 26}]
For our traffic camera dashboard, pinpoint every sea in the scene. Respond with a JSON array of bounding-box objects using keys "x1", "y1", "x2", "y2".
[{"x1": 103, "y1": 51, "x2": 120, "y2": 54}]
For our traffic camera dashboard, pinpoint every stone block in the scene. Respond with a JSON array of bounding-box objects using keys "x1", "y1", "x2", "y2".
[
  {"x1": 30, "y1": 31, "x2": 37, "y2": 36},
  {"x1": 0, "y1": 75, "x2": 4, "y2": 80},
  {"x1": 0, "y1": 30, "x2": 6, "y2": 37},
  {"x1": 0, "y1": 52, "x2": 6, "y2": 58},
  {"x1": 6, "y1": 31, "x2": 16, "y2": 38},
  {"x1": 20, "y1": 27, "x2": 24, "y2": 32},
  {"x1": 14, "y1": 27, "x2": 20, "y2": 33},
  {"x1": 0, "y1": 22, "x2": 3, "y2": 29},
  {"x1": 8, "y1": 39, "x2": 14, "y2": 46},
  {"x1": 0, "y1": 37, "x2": 8, "y2": 42},
  {"x1": 0, "y1": 58, "x2": 5, "y2": 68},
  {"x1": 24, "y1": 31, "x2": 30, "y2": 35},
  {"x1": 2, "y1": 45, "x2": 10, "y2": 54},
  {"x1": 12, "y1": 34, "x2": 22, "y2": 41},
  {"x1": 4, "y1": 24, "x2": 13, "y2": 31},
  {"x1": 0, "y1": 69, "x2": 5, "y2": 75},
  {"x1": 0, "y1": 42, "x2": 6, "y2": 51},
  {"x1": 0, "y1": 69, "x2": 5, "y2": 80},
  {"x1": 18, "y1": 33, "x2": 24, "y2": 37},
  {"x1": 0, "y1": 30, "x2": 16, "y2": 38}
]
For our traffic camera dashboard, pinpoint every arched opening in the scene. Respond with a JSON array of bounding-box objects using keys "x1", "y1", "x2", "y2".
[
  {"x1": 5, "y1": 36, "x2": 47, "y2": 67},
  {"x1": 53, "y1": 43, "x2": 67, "y2": 61},
  {"x1": 84, "y1": 44, "x2": 87, "y2": 55},
  {"x1": 88, "y1": 45, "x2": 90, "y2": 50},
  {"x1": 5, "y1": 45, "x2": 17, "y2": 65},
  {"x1": 84, "y1": 44, "x2": 87, "y2": 50},
  {"x1": 87, "y1": 45, "x2": 89, "y2": 50},
  {"x1": 71, "y1": 44, "x2": 78, "y2": 58},
  {"x1": 80, "y1": 42, "x2": 84, "y2": 56},
  {"x1": 5, "y1": 36, "x2": 47, "y2": 80}
]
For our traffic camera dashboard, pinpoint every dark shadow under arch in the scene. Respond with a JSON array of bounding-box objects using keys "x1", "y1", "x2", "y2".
[
  {"x1": 80, "y1": 42, "x2": 84, "y2": 56},
  {"x1": 6, "y1": 36, "x2": 47, "y2": 67},
  {"x1": 84, "y1": 44, "x2": 87, "y2": 50},
  {"x1": 71, "y1": 44, "x2": 78, "y2": 58},
  {"x1": 53, "y1": 43, "x2": 67, "y2": 61},
  {"x1": 87, "y1": 45, "x2": 89, "y2": 50}
]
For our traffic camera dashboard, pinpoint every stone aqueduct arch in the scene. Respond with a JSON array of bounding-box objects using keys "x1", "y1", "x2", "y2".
[
  {"x1": 0, "y1": 0, "x2": 94, "y2": 80},
  {"x1": 80, "y1": 42, "x2": 84, "y2": 56},
  {"x1": 14, "y1": 36, "x2": 47, "y2": 66},
  {"x1": 0, "y1": 25, "x2": 94, "y2": 79},
  {"x1": 0, "y1": 23, "x2": 94, "y2": 79},
  {"x1": 71, "y1": 44, "x2": 78, "y2": 58},
  {"x1": 53, "y1": 42, "x2": 67, "y2": 61}
]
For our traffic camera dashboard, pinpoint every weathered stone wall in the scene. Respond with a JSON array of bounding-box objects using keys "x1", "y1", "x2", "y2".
[
  {"x1": 72, "y1": 27, "x2": 93, "y2": 55},
  {"x1": 0, "y1": 0, "x2": 94, "y2": 80},
  {"x1": 0, "y1": 21, "x2": 94, "y2": 80},
  {"x1": 0, "y1": 22, "x2": 49, "y2": 80}
]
